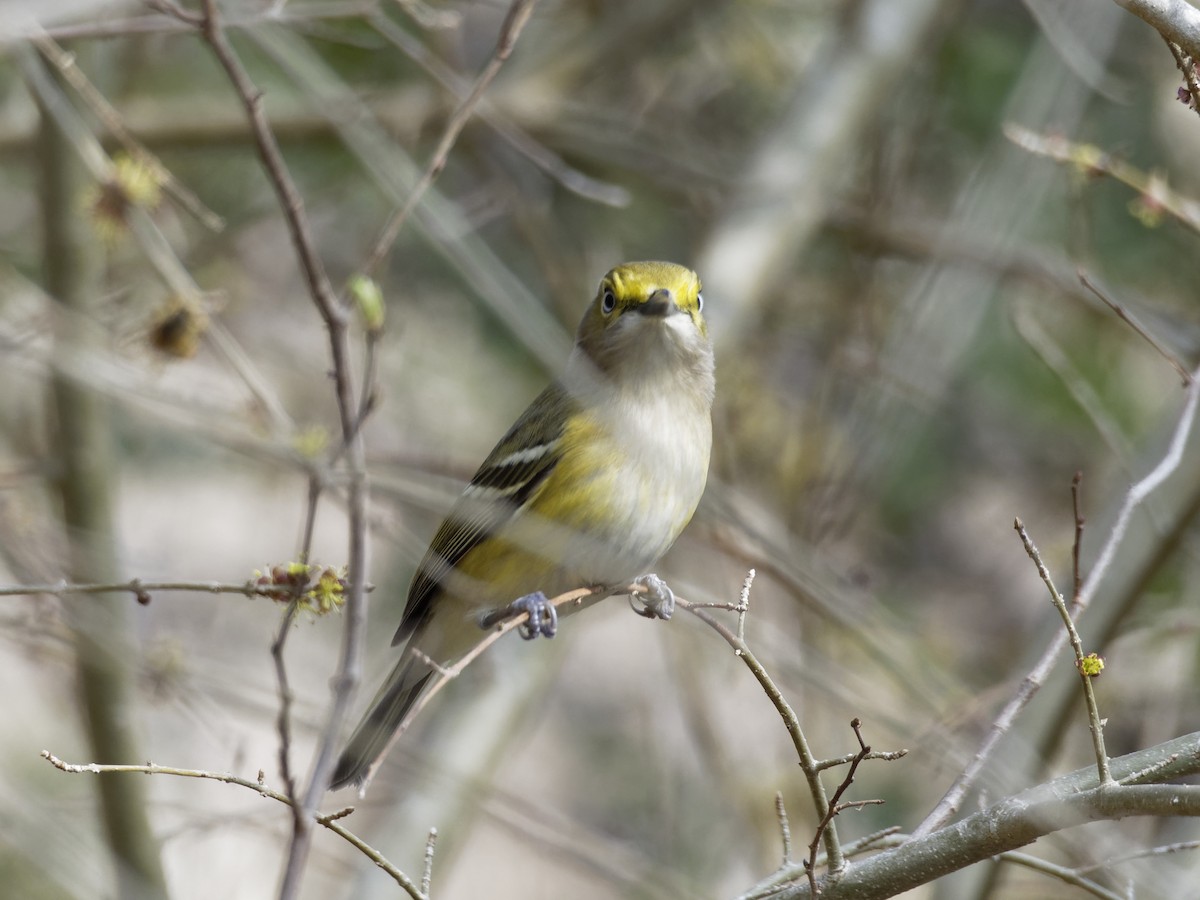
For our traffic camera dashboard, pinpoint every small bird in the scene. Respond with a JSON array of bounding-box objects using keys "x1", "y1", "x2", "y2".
[{"x1": 331, "y1": 261, "x2": 714, "y2": 791}]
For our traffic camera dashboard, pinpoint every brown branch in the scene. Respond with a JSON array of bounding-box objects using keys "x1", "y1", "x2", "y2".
[
  {"x1": 804, "y1": 719, "x2": 880, "y2": 896},
  {"x1": 184, "y1": 2, "x2": 373, "y2": 896},
  {"x1": 1071, "y1": 471, "x2": 1085, "y2": 600},
  {"x1": 40, "y1": 751, "x2": 427, "y2": 900}
]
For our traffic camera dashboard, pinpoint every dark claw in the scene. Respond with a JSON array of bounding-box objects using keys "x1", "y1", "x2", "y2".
[{"x1": 479, "y1": 591, "x2": 558, "y2": 639}]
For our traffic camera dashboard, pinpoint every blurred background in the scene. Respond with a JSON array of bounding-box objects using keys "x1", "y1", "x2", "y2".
[{"x1": 2, "y1": 0, "x2": 1199, "y2": 897}]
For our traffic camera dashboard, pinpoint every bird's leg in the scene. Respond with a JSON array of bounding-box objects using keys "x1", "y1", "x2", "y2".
[
  {"x1": 478, "y1": 591, "x2": 558, "y2": 639},
  {"x1": 627, "y1": 573, "x2": 675, "y2": 620}
]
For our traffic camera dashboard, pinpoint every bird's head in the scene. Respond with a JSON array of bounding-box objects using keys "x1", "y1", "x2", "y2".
[{"x1": 574, "y1": 262, "x2": 711, "y2": 389}]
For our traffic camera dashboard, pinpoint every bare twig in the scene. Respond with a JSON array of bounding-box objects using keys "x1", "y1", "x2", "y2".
[
  {"x1": 737, "y1": 567, "x2": 755, "y2": 642},
  {"x1": 271, "y1": 601, "x2": 303, "y2": 823},
  {"x1": 40, "y1": 751, "x2": 427, "y2": 900},
  {"x1": 805, "y1": 720, "x2": 883, "y2": 895},
  {"x1": 1071, "y1": 471, "x2": 1085, "y2": 600},
  {"x1": 358, "y1": 0, "x2": 540, "y2": 280},
  {"x1": 0, "y1": 577, "x2": 342, "y2": 600},
  {"x1": 1078, "y1": 270, "x2": 1192, "y2": 386},
  {"x1": 675, "y1": 591, "x2": 843, "y2": 875},
  {"x1": 421, "y1": 827, "x2": 438, "y2": 896},
  {"x1": 775, "y1": 792, "x2": 793, "y2": 867},
  {"x1": 1014, "y1": 518, "x2": 1112, "y2": 785},
  {"x1": 813, "y1": 749, "x2": 909, "y2": 772}
]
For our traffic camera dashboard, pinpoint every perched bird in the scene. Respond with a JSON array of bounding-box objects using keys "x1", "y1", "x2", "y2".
[{"x1": 331, "y1": 261, "x2": 715, "y2": 791}]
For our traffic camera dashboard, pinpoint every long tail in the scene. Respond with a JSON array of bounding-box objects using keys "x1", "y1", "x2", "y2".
[{"x1": 330, "y1": 654, "x2": 433, "y2": 791}]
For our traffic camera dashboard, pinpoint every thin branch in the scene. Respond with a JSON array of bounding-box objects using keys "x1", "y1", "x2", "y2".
[
  {"x1": 1072, "y1": 471, "x2": 1085, "y2": 600},
  {"x1": 1078, "y1": 270, "x2": 1192, "y2": 386},
  {"x1": 186, "y1": 2, "x2": 372, "y2": 895},
  {"x1": 1014, "y1": 518, "x2": 1112, "y2": 785},
  {"x1": 913, "y1": 364, "x2": 1200, "y2": 837},
  {"x1": 195, "y1": 0, "x2": 342, "y2": 331},
  {"x1": 805, "y1": 720, "x2": 880, "y2": 896},
  {"x1": 813, "y1": 749, "x2": 909, "y2": 772},
  {"x1": 1075, "y1": 839, "x2": 1200, "y2": 873},
  {"x1": 367, "y1": 10, "x2": 629, "y2": 207},
  {"x1": 997, "y1": 851, "x2": 1126, "y2": 900},
  {"x1": 40, "y1": 751, "x2": 427, "y2": 900},
  {"x1": 0, "y1": 577, "x2": 333, "y2": 600},
  {"x1": 675, "y1": 592, "x2": 843, "y2": 874},
  {"x1": 775, "y1": 792, "x2": 793, "y2": 867},
  {"x1": 358, "y1": 0, "x2": 540, "y2": 280},
  {"x1": 421, "y1": 827, "x2": 438, "y2": 896},
  {"x1": 271, "y1": 601, "x2": 303, "y2": 825}
]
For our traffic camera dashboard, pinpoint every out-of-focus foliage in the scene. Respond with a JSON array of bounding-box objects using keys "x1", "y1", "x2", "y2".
[{"x1": 1, "y1": 0, "x2": 1199, "y2": 898}]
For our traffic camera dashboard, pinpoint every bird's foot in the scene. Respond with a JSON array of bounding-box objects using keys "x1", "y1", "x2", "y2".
[
  {"x1": 628, "y1": 574, "x2": 675, "y2": 621},
  {"x1": 479, "y1": 591, "x2": 558, "y2": 640}
]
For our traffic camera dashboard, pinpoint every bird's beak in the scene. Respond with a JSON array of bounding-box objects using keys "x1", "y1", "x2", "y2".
[{"x1": 638, "y1": 288, "x2": 678, "y2": 318}]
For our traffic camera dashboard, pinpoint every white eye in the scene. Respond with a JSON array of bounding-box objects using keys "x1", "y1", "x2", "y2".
[
  {"x1": 696, "y1": 292, "x2": 704, "y2": 312},
  {"x1": 601, "y1": 288, "x2": 617, "y2": 314}
]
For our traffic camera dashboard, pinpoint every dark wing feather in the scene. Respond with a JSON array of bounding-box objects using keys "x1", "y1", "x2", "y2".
[{"x1": 392, "y1": 382, "x2": 574, "y2": 645}]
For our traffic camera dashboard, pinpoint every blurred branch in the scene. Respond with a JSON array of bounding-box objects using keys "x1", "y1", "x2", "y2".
[
  {"x1": 32, "y1": 30, "x2": 224, "y2": 231},
  {"x1": 11, "y1": 1, "x2": 378, "y2": 44},
  {"x1": 1077, "y1": 270, "x2": 1193, "y2": 385},
  {"x1": 33, "y1": 48, "x2": 170, "y2": 900},
  {"x1": 367, "y1": 11, "x2": 629, "y2": 207},
  {"x1": 1006, "y1": 123, "x2": 1200, "y2": 234},
  {"x1": 699, "y1": 0, "x2": 952, "y2": 339},
  {"x1": 997, "y1": 850, "x2": 1139, "y2": 900},
  {"x1": 248, "y1": 23, "x2": 572, "y2": 373},
  {"x1": 359, "y1": 0, "x2": 541, "y2": 280},
  {"x1": 39, "y1": 751, "x2": 427, "y2": 900}
]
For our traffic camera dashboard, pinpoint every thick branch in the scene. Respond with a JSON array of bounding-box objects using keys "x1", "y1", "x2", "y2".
[
  {"x1": 774, "y1": 732, "x2": 1200, "y2": 898},
  {"x1": 1112, "y1": 0, "x2": 1200, "y2": 61}
]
